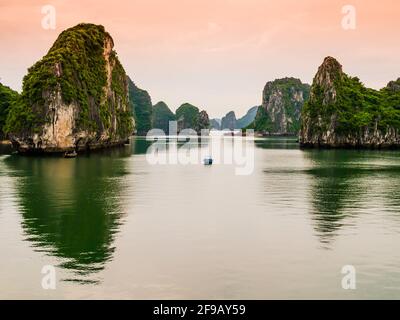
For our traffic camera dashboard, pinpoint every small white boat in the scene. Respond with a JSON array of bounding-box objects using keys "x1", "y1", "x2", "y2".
[{"x1": 203, "y1": 157, "x2": 213, "y2": 165}]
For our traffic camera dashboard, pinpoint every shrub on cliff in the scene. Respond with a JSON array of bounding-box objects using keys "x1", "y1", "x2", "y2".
[
  {"x1": 152, "y1": 101, "x2": 176, "y2": 134},
  {"x1": 300, "y1": 57, "x2": 400, "y2": 147},
  {"x1": 128, "y1": 77, "x2": 152, "y2": 135},
  {"x1": 0, "y1": 83, "x2": 19, "y2": 139}
]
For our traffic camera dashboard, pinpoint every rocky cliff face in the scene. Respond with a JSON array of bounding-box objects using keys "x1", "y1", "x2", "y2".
[
  {"x1": 176, "y1": 103, "x2": 209, "y2": 134},
  {"x1": 253, "y1": 78, "x2": 310, "y2": 135},
  {"x1": 236, "y1": 106, "x2": 259, "y2": 129},
  {"x1": 217, "y1": 106, "x2": 259, "y2": 130},
  {"x1": 386, "y1": 78, "x2": 400, "y2": 92},
  {"x1": 300, "y1": 56, "x2": 400, "y2": 148},
  {"x1": 210, "y1": 118, "x2": 221, "y2": 130},
  {"x1": 198, "y1": 110, "x2": 210, "y2": 132},
  {"x1": 6, "y1": 23, "x2": 134, "y2": 153},
  {"x1": 221, "y1": 111, "x2": 237, "y2": 130},
  {"x1": 0, "y1": 83, "x2": 19, "y2": 140},
  {"x1": 128, "y1": 76, "x2": 152, "y2": 135}
]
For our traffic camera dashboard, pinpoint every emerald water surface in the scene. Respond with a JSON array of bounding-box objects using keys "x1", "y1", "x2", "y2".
[{"x1": 1, "y1": 137, "x2": 400, "y2": 299}]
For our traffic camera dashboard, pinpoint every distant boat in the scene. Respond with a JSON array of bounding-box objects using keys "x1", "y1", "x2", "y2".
[
  {"x1": 203, "y1": 157, "x2": 213, "y2": 165},
  {"x1": 64, "y1": 151, "x2": 77, "y2": 158}
]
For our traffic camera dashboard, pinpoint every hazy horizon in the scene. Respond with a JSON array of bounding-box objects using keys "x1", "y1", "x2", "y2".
[{"x1": 1, "y1": 0, "x2": 400, "y2": 118}]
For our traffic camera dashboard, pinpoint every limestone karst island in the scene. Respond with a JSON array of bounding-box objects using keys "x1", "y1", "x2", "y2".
[
  {"x1": 2, "y1": 0, "x2": 400, "y2": 303},
  {"x1": 1, "y1": 24, "x2": 400, "y2": 153}
]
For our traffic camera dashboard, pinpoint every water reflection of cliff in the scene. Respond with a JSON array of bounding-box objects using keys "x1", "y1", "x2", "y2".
[
  {"x1": 4, "y1": 146, "x2": 132, "y2": 283},
  {"x1": 255, "y1": 137, "x2": 298, "y2": 150},
  {"x1": 304, "y1": 150, "x2": 400, "y2": 244}
]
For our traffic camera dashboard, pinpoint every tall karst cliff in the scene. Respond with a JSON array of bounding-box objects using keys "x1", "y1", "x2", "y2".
[
  {"x1": 220, "y1": 106, "x2": 259, "y2": 130},
  {"x1": 221, "y1": 111, "x2": 237, "y2": 130},
  {"x1": 5, "y1": 23, "x2": 135, "y2": 153},
  {"x1": 236, "y1": 106, "x2": 259, "y2": 129},
  {"x1": 300, "y1": 57, "x2": 400, "y2": 148},
  {"x1": 253, "y1": 78, "x2": 310, "y2": 135},
  {"x1": 0, "y1": 83, "x2": 19, "y2": 140},
  {"x1": 127, "y1": 76, "x2": 152, "y2": 136},
  {"x1": 152, "y1": 101, "x2": 176, "y2": 134},
  {"x1": 176, "y1": 103, "x2": 209, "y2": 133},
  {"x1": 209, "y1": 119, "x2": 221, "y2": 130}
]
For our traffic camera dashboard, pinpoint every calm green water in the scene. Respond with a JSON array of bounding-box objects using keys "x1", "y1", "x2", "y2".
[{"x1": 1, "y1": 137, "x2": 400, "y2": 299}]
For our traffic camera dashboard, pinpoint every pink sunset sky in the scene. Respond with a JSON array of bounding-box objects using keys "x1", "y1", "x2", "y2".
[{"x1": 0, "y1": 0, "x2": 400, "y2": 118}]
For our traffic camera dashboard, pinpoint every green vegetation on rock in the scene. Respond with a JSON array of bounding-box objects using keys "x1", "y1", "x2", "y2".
[
  {"x1": 175, "y1": 103, "x2": 209, "y2": 133},
  {"x1": 236, "y1": 106, "x2": 259, "y2": 129},
  {"x1": 127, "y1": 76, "x2": 152, "y2": 135},
  {"x1": 152, "y1": 101, "x2": 176, "y2": 134},
  {"x1": 6, "y1": 23, "x2": 134, "y2": 147},
  {"x1": 251, "y1": 107, "x2": 273, "y2": 131},
  {"x1": 0, "y1": 83, "x2": 19, "y2": 139},
  {"x1": 300, "y1": 57, "x2": 400, "y2": 147},
  {"x1": 176, "y1": 103, "x2": 199, "y2": 131},
  {"x1": 252, "y1": 78, "x2": 310, "y2": 134}
]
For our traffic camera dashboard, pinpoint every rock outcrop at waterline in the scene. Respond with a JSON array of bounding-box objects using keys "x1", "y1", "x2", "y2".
[
  {"x1": 299, "y1": 56, "x2": 400, "y2": 148},
  {"x1": 5, "y1": 23, "x2": 134, "y2": 153}
]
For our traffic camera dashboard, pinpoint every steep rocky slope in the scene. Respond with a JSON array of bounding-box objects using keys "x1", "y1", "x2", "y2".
[
  {"x1": 210, "y1": 118, "x2": 221, "y2": 130},
  {"x1": 5, "y1": 23, "x2": 134, "y2": 153},
  {"x1": 0, "y1": 83, "x2": 19, "y2": 140},
  {"x1": 300, "y1": 57, "x2": 400, "y2": 148},
  {"x1": 127, "y1": 76, "x2": 152, "y2": 135},
  {"x1": 221, "y1": 111, "x2": 237, "y2": 130},
  {"x1": 236, "y1": 106, "x2": 259, "y2": 129},
  {"x1": 176, "y1": 103, "x2": 209, "y2": 133},
  {"x1": 152, "y1": 101, "x2": 175, "y2": 134},
  {"x1": 253, "y1": 78, "x2": 310, "y2": 135}
]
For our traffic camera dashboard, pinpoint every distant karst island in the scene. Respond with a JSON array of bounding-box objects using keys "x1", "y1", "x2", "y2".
[{"x1": 1, "y1": 23, "x2": 400, "y2": 154}]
